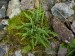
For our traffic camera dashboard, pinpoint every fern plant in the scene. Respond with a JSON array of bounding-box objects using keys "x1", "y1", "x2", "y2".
[{"x1": 7, "y1": 6, "x2": 58, "y2": 53}]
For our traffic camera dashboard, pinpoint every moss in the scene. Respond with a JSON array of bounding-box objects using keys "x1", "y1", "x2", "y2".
[
  {"x1": 5, "y1": 7, "x2": 58, "y2": 54},
  {"x1": 72, "y1": 6, "x2": 75, "y2": 11}
]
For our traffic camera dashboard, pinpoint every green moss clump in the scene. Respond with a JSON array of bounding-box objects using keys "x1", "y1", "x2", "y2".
[
  {"x1": 73, "y1": 6, "x2": 75, "y2": 11},
  {"x1": 6, "y1": 6, "x2": 58, "y2": 54}
]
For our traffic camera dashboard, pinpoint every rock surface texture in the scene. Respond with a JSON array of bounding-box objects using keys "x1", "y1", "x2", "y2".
[
  {"x1": 0, "y1": 30, "x2": 7, "y2": 40},
  {"x1": 34, "y1": 0, "x2": 40, "y2": 8},
  {"x1": 28, "y1": 53, "x2": 35, "y2": 56},
  {"x1": 0, "y1": 0, "x2": 9, "y2": 9},
  {"x1": 51, "y1": 3, "x2": 74, "y2": 20},
  {"x1": 0, "y1": 44, "x2": 9, "y2": 56},
  {"x1": 0, "y1": 6, "x2": 6, "y2": 18},
  {"x1": 58, "y1": 47, "x2": 67, "y2": 56},
  {"x1": 52, "y1": 17, "x2": 74, "y2": 43},
  {"x1": 71, "y1": 20, "x2": 75, "y2": 33},
  {"x1": 45, "y1": 41, "x2": 59, "y2": 56},
  {"x1": 14, "y1": 50, "x2": 22, "y2": 56},
  {"x1": 0, "y1": 0, "x2": 8, "y2": 18},
  {"x1": 0, "y1": 47, "x2": 5, "y2": 56},
  {"x1": 21, "y1": 0, "x2": 34, "y2": 10},
  {"x1": 7, "y1": 0, "x2": 21, "y2": 18}
]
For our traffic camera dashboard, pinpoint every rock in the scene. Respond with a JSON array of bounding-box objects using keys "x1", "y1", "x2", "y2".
[
  {"x1": 34, "y1": 0, "x2": 40, "y2": 8},
  {"x1": 42, "y1": 0, "x2": 63, "y2": 10},
  {"x1": 45, "y1": 41, "x2": 59, "y2": 56},
  {"x1": 21, "y1": 0, "x2": 34, "y2": 10},
  {"x1": 0, "y1": 30, "x2": 7, "y2": 40},
  {"x1": 0, "y1": 5, "x2": 6, "y2": 18},
  {"x1": 42, "y1": 0, "x2": 55, "y2": 9},
  {"x1": 14, "y1": 50, "x2": 22, "y2": 56},
  {"x1": 0, "y1": 47, "x2": 5, "y2": 56},
  {"x1": 41, "y1": 0, "x2": 49, "y2": 11},
  {"x1": 0, "y1": 19, "x2": 8, "y2": 30},
  {"x1": 0, "y1": 24, "x2": 7, "y2": 30},
  {"x1": 71, "y1": 20, "x2": 75, "y2": 33},
  {"x1": 0, "y1": 0, "x2": 9, "y2": 8},
  {"x1": 28, "y1": 52, "x2": 35, "y2": 56},
  {"x1": 67, "y1": 16, "x2": 74, "y2": 22},
  {"x1": 51, "y1": 3, "x2": 74, "y2": 20},
  {"x1": 52, "y1": 17, "x2": 74, "y2": 43},
  {"x1": 65, "y1": 0, "x2": 75, "y2": 8},
  {"x1": 41, "y1": 0, "x2": 53, "y2": 20},
  {"x1": 0, "y1": 0, "x2": 9, "y2": 18},
  {"x1": 0, "y1": 44, "x2": 9, "y2": 56},
  {"x1": 58, "y1": 47, "x2": 67, "y2": 56},
  {"x1": 7, "y1": 0, "x2": 21, "y2": 18},
  {"x1": 1, "y1": 19, "x2": 8, "y2": 26}
]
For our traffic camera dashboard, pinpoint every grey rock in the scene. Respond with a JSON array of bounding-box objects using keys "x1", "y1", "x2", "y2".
[
  {"x1": 7, "y1": 0, "x2": 21, "y2": 18},
  {"x1": 14, "y1": 50, "x2": 22, "y2": 56},
  {"x1": 0, "y1": 0, "x2": 9, "y2": 18},
  {"x1": 1, "y1": 19, "x2": 8, "y2": 26},
  {"x1": 41, "y1": 0, "x2": 55, "y2": 9},
  {"x1": 0, "y1": 44, "x2": 9, "y2": 55},
  {"x1": 0, "y1": 5, "x2": 6, "y2": 18},
  {"x1": 41, "y1": 0, "x2": 53, "y2": 20},
  {"x1": 0, "y1": 47, "x2": 5, "y2": 56},
  {"x1": 0, "y1": 0, "x2": 9, "y2": 8},
  {"x1": 51, "y1": 3, "x2": 74, "y2": 20},
  {"x1": 45, "y1": 47, "x2": 56, "y2": 55},
  {"x1": 0, "y1": 19, "x2": 8, "y2": 31},
  {"x1": 0, "y1": 24, "x2": 7, "y2": 30},
  {"x1": 52, "y1": 17, "x2": 74, "y2": 43},
  {"x1": 67, "y1": 16, "x2": 74, "y2": 22},
  {"x1": 34, "y1": 0, "x2": 39, "y2": 8},
  {"x1": 28, "y1": 53, "x2": 35, "y2": 56},
  {"x1": 45, "y1": 41, "x2": 59, "y2": 56},
  {"x1": 0, "y1": 30, "x2": 7, "y2": 40},
  {"x1": 21, "y1": 0, "x2": 34, "y2": 10},
  {"x1": 65, "y1": 0, "x2": 75, "y2": 8},
  {"x1": 0, "y1": 44, "x2": 9, "y2": 56},
  {"x1": 58, "y1": 47, "x2": 67, "y2": 56},
  {"x1": 41, "y1": 0, "x2": 48, "y2": 11},
  {"x1": 71, "y1": 20, "x2": 75, "y2": 33},
  {"x1": 0, "y1": 19, "x2": 8, "y2": 30}
]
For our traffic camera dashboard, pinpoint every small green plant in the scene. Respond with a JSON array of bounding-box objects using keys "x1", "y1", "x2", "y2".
[
  {"x1": 7, "y1": 6, "x2": 58, "y2": 53},
  {"x1": 67, "y1": 39, "x2": 75, "y2": 56},
  {"x1": 73, "y1": 6, "x2": 75, "y2": 11},
  {"x1": 60, "y1": 39, "x2": 75, "y2": 56}
]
